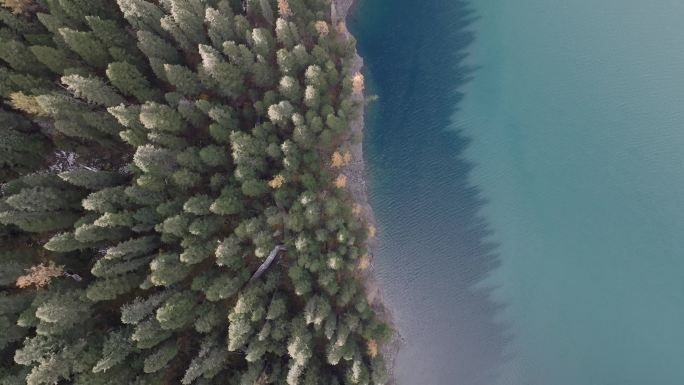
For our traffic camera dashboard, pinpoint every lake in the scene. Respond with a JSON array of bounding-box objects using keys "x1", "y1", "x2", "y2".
[{"x1": 350, "y1": 1, "x2": 684, "y2": 384}]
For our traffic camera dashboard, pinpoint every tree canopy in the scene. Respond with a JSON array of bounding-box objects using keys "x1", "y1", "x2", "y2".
[{"x1": 0, "y1": 0, "x2": 389, "y2": 384}]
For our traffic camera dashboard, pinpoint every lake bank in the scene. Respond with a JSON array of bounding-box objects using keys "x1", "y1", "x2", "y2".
[{"x1": 333, "y1": 0, "x2": 402, "y2": 381}]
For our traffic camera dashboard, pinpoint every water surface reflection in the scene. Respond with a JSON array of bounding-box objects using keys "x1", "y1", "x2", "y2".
[{"x1": 349, "y1": 1, "x2": 509, "y2": 384}]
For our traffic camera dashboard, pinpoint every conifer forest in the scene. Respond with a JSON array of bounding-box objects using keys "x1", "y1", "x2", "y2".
[{"x1": 0, "y1": 0, "x2": 391, "y2": 384}]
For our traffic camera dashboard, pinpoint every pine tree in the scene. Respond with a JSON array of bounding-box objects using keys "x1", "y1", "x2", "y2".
[
  {"x1": 59, "y1": 169, "x2": 124, "y2": 190},
  {"x1": 117, "y1": 0, "x2": 165, "y2": 35},
  {"x1": 143, "y1": 341, "x2": 177, "y2": 373},
  {"x1": 0, "y1": 109, "x2": 47, "y2": 177},
  {"x1": 92, "y1": 329, "x2": 136, "y2": 373},
  {"x1": 205, "y1": 4, "x2": 235, "y2": 48},
  {"x1": 133, "y1": 144, "x2": 176, "y2": 174},
  {"x1": 181, "y1": 335, "x2": 227, "y2": 384},
  {"x1": 198, "y1": 44, "x2": 244, "y2": 98},
  {"x1": 59, "y1": 28, "x2": 111, "y2": 68},
  {"x1": 149, "y1": 252, "x2": 189, "y2": 286},
  {"x1": 121, "y1": 292, "x2": 169, "y2": 324},
  {"x1": 131, "y1": 318, "x2": 172, "y2": 349},
  {"x1": 106, "y1": 62, "x2": 159, "y2": 102},
  {"x1": 62, "y1": 74, "x2": 125, "y2": 107},
  {"x1": 86, "y1": 273, "x2": 142, "y2": 301},
  {"x1": 164, "y1": 64, "x2": 202, "y2": 96},
  {"x1": 155, "y1": 291, "x2": 196, "y2": 330}
]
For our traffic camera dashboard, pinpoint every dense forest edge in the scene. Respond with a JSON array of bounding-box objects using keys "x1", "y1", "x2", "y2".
[{"x1": 0, "y1": 0, "x2": 392, "y2": 384}]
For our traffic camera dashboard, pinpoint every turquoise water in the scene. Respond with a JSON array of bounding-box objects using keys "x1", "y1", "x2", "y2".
[{"x1": 351, "y1": 1, "x2": 684, "y2": 384}]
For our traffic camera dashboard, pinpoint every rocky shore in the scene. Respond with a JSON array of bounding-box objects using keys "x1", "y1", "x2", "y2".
[{"x1": 332, "y1": 0, "x2": 403, "y2": 382}]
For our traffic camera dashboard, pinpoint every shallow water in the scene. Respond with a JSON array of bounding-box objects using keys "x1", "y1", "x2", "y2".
[{"x1": 350, "y1": 1, "x2": 684, "y2": 384}]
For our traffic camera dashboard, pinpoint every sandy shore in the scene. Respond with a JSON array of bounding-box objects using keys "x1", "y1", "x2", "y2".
[{"x1": 332, "y1": 0, "x2": 403, "y2": 382}]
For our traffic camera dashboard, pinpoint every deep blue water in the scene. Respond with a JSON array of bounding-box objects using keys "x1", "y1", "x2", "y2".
[
  {"x1": 349, "y1": 1, "x2": 506, "y2": 384},
  {"x1": 350, "y1": 1, "x2": 684, "y2": 384}
]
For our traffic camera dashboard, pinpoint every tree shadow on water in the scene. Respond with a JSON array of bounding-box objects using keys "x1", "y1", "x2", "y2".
[{"x1": 349, "y1": 1, "x2": 512, "y2": 384}]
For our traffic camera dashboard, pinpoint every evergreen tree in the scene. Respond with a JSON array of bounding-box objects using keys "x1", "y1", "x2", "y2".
[
  {"x1": 59, "y1": 28, "x2": 111, "y2": 68},
  {"x1": 62, "y1": 74, "x2": 125, "y2": 107},
  {"x1": 106, "y1": 62, "x2": 159, "y2": 102},
  {"x1": 198, "y1": 44, "x2": 244, "y2": 98},
  {"x1": 92, "y1": 329, "x2": 136, "y2": 373}
]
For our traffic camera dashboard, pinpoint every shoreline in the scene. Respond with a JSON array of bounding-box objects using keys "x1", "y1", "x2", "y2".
[{"x1": 332, "y1": 0, "x2": 403, "y2": 382}]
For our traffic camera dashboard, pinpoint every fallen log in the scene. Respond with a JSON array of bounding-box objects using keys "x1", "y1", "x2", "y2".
[{"x1": 249, "y1": 245, "x2": 286, "y2": 283}]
